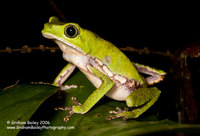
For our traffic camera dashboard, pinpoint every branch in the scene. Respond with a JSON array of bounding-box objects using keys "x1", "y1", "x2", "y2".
[
  {"x1": 173, "y1": 45, "x2": 200, "y2": 123},
  {"x1": 0, "y1": 45, "x2": 59, "y2": 53},
  {"x1": 120, "y1": 47, "x2": 173, "y2": 58},
  {"x1": 0, "y1": 45, "x2": 173, "y2": 58},
  {"x1": 48, "y1": 0, "x2": 67, "y2": 21}
]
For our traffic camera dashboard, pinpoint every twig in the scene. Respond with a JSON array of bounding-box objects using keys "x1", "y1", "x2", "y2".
[
  {"x1": 48, "y1": 0, "x2": 67, "y2": 21},
  {"x1": 0, "y1": 45, "x2": 173, "y2": 58},
  {"x1": 0, "y1": 45, "x2": 59, "y2": 53},
  {"x1": 3, "y1": 80, "x2": 20, "y2": 90},
  {"x1": 120, "y1": 47, "x2": 173, "y2": 58}
]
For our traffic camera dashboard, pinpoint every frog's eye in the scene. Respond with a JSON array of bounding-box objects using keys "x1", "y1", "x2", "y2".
[{"x1": 64, "y1": 25, "x2": 79, "y2": 38}]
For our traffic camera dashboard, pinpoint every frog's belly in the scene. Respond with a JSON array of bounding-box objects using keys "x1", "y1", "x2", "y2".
[
  {"x1": 59, "y1": 43, "x2": 132, "y2": 101},
  {"x1": 106, "y1": 85, "x2": 131, "y2": 101},
  {"x1": 81, "y1": 69, "x2": 131, "y2": 101}
]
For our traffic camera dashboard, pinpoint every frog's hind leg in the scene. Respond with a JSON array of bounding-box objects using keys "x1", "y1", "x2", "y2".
[
  {"x1": 133, "y1": 62, "x2": 166, "y2": 85},
  {"x1": 107, "y1": 87, "x2": 161, "y2": 120}
]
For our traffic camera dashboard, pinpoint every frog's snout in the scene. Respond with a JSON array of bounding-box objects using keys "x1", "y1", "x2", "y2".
[{"x1": 42, "y1": 23, "x2": 50, "y2": 33}]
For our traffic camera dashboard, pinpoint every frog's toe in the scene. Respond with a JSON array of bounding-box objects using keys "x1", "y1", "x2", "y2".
[
  {"x1": 106, "y1": 107, "x2": 129, "y2": 120},
  {"x1": 54, "y1": 106, "x2": 72, "y2": 111},
  {"x1": 106, "y1": 114, "x2": 120, "y2": 120},
  {"x1": 60, "y1": 85, "x2": 77, "y2": 91},
  {"x1": 54, "y1": 106, "x2": 74, "y2": 122},
  {"x1": 71, "y1": 97, "x2": 82, "y2": 106},
  {"x1": 64, "y1": 110, "x2": 74, "y2": 122},
  {"x1": 54, "y1": 97, "x2": 82, "y2": 122}
]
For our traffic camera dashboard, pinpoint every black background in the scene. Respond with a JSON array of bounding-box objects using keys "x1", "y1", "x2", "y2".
[{"x1": 0, "y1": 1, "x2": 199, "y2": 88}]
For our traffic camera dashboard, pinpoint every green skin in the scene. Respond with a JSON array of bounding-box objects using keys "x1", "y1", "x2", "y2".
[{"x1": 42, "y1": 17, "x2": 166, "y2": 122}]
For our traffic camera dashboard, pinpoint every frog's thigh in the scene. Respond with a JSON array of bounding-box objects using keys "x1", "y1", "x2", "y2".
[
  {"x1": 121, "y1": 87, "x2": 161, "y2": 119},
  {"x1": 126, "y1": 87, "x2": 161, "y2": 108}
]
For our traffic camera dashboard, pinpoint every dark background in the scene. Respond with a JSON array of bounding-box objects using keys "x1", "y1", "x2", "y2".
[
  {"x1": 1, "y1": 1, "x2": 200, "y2": 87},
  {"x1": 0, "y1": 1, "x2": 199, "y2": 88},
  {"x1": 0, "y1": 1, "x2": 200, "y2": 123}
]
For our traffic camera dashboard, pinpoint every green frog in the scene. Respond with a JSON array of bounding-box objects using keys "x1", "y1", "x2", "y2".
[{"x1": 42, "y1": 17, "x2": 166, "y2": 122}]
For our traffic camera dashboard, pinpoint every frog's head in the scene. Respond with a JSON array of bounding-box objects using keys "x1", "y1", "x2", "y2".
[{"x1": 42, "y1": 16, "x2": 96, "y2": 54}]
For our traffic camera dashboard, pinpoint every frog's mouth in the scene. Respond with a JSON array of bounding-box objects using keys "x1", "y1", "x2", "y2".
[{"x1": 42, "y1": 32, "x2": 84, "y2": 54}]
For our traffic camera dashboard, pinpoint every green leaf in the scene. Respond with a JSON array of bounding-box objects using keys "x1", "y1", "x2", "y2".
[
  {"x1": 0, "y1": 84, "x2": 58, "y2": 135},
  {"x1": 37, "y1": 72, "x2": 200, "y2": 136},
  {"x1": 1, "y1": 71, "x2": 200, "y2": 136}
]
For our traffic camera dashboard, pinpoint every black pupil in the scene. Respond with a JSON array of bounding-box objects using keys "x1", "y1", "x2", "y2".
[{"x1": 66, "y1": 26, "x2": 76, "y2": 37}]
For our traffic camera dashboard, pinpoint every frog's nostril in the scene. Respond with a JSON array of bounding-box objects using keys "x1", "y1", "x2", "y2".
[
  {"x1": 43, "y1": 23, "x2": 52, "y2": 30},
  {"x1": 49, "y1": 24, "x2": 53, "y2": 29}
]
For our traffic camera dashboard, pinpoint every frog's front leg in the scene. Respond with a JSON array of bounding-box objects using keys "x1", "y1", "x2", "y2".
[
  {"x1": 133, "y1": 62, "x2": 166, "y2": 85},
  {"x1": 53, "y1": 63, "x2": 77, "y2": 90},
  {"x1": 107, "y1": 87, "x2": 161, "y2": 120},
  {"x1": 59, "y1": 66, "x2": 114, "y2": 122}
]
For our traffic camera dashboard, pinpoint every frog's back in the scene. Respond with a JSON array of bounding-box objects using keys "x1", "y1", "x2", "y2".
[{"x1": 89, "y1": 35, "x2": 142, "y2": 82}]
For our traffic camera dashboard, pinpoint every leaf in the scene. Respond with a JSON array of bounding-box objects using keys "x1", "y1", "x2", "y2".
[
  {"x1": 1, "y1": 71, "x2": 200, "y2": 136},
  {"x1": 0, "y1": 84, "x2": 58, "y2": 135},
  {"x1": 36, "y1": 71, "x2": 200, "y2": 136}
]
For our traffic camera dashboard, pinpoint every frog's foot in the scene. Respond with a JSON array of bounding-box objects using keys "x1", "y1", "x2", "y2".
[
  {"x1": 54, "y1": 106, "x2": 74, "y2": 122},
  {"x1": 106, "y1": 107, "x2": 129, "y2": 120},
  {"x1": 54, "y1": 97, "x2": 81, "y2": 122},
  {"x1": 60, "y1": 85, "x2": 77, "y2": 91},
  {"x1": 71, "y1": 96, "x2": 82, "y2": 106}
]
